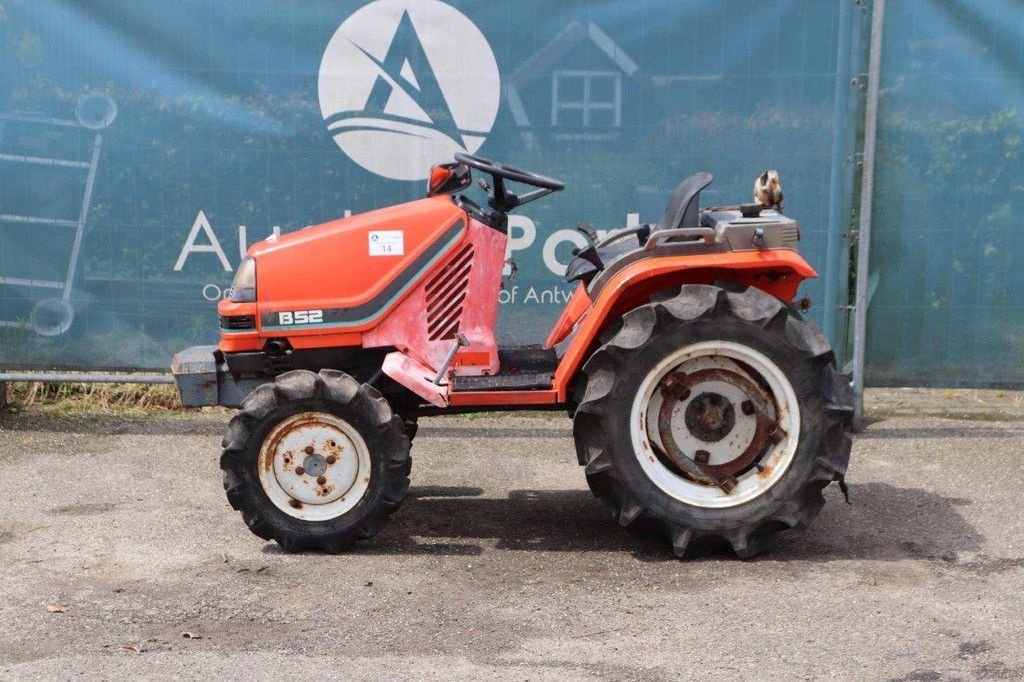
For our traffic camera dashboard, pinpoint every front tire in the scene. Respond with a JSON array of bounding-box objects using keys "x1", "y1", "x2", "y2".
[
  {"x1": 221, "y1": 369, "x2": 411, "y2": 552},
  {"x1": 573, "y1": 284, "x2": 853, "y2": 558}
]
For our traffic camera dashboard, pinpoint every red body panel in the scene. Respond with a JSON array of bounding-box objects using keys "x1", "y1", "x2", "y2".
[
  {"x1": 364, "y1": 216, "x2": 505, "y2": 375},
  {"x1": 218, "y1": 196, "x2": 466, "y2": 352},
  {"x1": 549, "y1": 248, "x2": 816, "y2": 401},
  {"x1": 219, "y1": 194, "x2": 817, "y2": 410},
  {"x1": 544, "y1": 283, "x2": 592, "y2": 348},
  {"x1": 448, "y1": 389, "x2": 560, "y2": 407},
  {"x1": 253, "y1": 196, "x2": 465, "y2": 331}
]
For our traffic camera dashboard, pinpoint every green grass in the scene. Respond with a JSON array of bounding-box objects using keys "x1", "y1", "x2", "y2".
[{"x1": 5, "y1": 381, "x2": 182, "y2": 414}]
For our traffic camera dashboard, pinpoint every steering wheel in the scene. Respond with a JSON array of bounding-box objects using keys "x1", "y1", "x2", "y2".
[{"x1": 454, "y1": 153, "x2": 565, "y2": 191}]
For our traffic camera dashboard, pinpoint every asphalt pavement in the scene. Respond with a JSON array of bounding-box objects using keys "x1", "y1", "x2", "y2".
[{"x1": 1, "y1": 406, "x2": 1022, "y2": 680}]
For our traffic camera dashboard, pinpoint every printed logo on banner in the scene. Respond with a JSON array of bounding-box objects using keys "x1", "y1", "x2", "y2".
[{"x1": 318, "y1": 0, "x2": 500, "y2": 182}]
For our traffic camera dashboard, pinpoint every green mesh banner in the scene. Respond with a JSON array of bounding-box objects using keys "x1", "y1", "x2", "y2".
[
  {"x1": 866, "y1": 0, "x2": 1024, "y2": 387},
  {"x1": 0, "y1": 0, "x2": 858, "y2": 371}
]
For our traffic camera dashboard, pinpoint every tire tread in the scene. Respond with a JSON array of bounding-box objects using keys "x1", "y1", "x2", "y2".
[
  {"x1": 574, "y1": 284, "x2": 853, "y2": 559},
  {"x1": 219, "y1": 369, "x2": 411, "y2": 553}
]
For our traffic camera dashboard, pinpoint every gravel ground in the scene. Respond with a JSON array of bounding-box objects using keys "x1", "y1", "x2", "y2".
[{"x1": 1, "y1": 403, "x2": 1023, "y2": 680}]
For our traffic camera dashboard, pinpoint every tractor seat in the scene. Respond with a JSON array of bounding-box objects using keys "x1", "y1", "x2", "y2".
[
  {"x1": 564, "y1": 172, "x2": 715, "y2": 287},
  {"x1": 654, "y1": 172, "x2": 714, "y2": 232}
]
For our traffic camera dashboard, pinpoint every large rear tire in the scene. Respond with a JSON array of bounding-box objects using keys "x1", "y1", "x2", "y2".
[
  {"x1": 573, "y1": 284, "x2": 853, "y2": 558},
  {"x1": 221, "y1": 369, "x2": 411, "y2": 552}
]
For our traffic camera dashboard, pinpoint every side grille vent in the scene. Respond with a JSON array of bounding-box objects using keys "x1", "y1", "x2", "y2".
[{"x1": 425, "y1": 243, "x2": 474, "y2": 340}]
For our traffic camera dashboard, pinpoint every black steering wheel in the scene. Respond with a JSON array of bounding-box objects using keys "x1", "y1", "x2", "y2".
[
  {"x1": 454, "y1": 153, "x2": 565, "y2": 191},
  {"x1": 454, "y1": 153, "x2": 564, "y2": 213}
]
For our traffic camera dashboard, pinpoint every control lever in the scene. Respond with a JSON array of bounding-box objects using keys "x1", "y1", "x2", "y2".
[
  {"x1": 432, "y1": 333, "x2": 468, "y2": 386},
  {"x1": 571, "y1": 221, "x2": 604, "y2": 270},
  {"x1": 571, "y1": 244, "x2": 604, "y2": 270},
  {"x1": 576, "y1": 220, "x2": 598, "y2": 244},
  {"x1": 636, "y1": 224, "x2": 652, "y2": 246}
]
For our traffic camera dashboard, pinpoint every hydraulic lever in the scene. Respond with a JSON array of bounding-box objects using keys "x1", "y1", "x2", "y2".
[
  {"x1": 432, "y1": 333, "x2": 468, "y2": 386},
  {"x1": 576, "y1": 220, "x2": 598, "y2": 244},
  {"x1": 571, "y1": 220, "x2": 605, "y2": 270}
]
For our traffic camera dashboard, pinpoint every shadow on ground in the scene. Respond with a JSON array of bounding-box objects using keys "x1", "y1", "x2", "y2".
[
  {"x1": 7, "y1": 413, "x2": 1023, "y2": 441},
  {"x1": 263, "y1": 482, "x2": 987, "y2": 564},
  {"x1": 2, "y1": 412, "x2": 1002, "y2": 567}
]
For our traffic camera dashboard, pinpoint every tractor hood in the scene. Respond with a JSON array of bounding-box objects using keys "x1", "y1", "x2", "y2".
[{"x1": 246, "y1": 196, "x2": 466, "y2": 333}]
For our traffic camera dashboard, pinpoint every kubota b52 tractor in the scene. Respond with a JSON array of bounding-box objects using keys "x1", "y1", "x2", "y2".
[{"x1": 172, "y1": 154, "x2": 853, "y2": 558}]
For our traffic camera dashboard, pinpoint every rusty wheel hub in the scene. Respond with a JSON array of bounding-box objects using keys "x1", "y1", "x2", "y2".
[
  {"x1": 632, "y1": 342, "x2": 801, "y2": 508},
  {"x1": 684, "y1": 392, "x2": 736, "y2": 441},
  {"x1": 301, "y1": 452, "x2": 328, "y2": 478},
  {"x1": 257, "y1": 411, "x2": 371, "y2": 521},
  {"x1": 656, "y1": 366, "x2": 783, "y2": 493}
]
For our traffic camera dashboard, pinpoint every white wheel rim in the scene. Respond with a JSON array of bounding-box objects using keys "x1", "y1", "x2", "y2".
[
  {"x1": 630, "y1": 341, "x2": 800, "y2": 509},
  {"x1": 258, "y1": 411, "x2": 372, "y2": 521}
]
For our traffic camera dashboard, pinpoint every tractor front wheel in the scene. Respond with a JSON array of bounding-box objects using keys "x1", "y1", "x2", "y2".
[
  {"x1": 220, "y1": 369, "x2": 411, "y2": 552},
  {"x1": 573, "y1": 284, "x2": 853, "y2": 558}
]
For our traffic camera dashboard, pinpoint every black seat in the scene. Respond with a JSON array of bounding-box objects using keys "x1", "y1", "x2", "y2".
[
  {"x1": 655, "y1": 172, "x2": 713, "y2": 231},
  {"x1": 563, "y1": 171, "x2": 714, "y2": 287}
]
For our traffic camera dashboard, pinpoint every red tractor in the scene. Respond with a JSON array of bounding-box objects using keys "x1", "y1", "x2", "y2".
[{"x1": 172, "y1": 154, "x2": 853, "y2": 558}]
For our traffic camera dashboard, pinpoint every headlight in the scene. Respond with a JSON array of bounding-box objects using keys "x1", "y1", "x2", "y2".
[{"x1": 229, "y1": 257, "x2": 256, "y2": 302}]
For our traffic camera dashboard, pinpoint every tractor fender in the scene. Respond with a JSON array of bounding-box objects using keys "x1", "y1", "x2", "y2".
[{"x1": 551, "y1": 248, "x2": 817, "y2": 402}]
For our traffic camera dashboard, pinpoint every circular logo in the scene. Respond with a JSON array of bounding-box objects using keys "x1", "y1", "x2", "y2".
[{"x1": 318, "y1": 0, "x2": 500, "y2": 182}]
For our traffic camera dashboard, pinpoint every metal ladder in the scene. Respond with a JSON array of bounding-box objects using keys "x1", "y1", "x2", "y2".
[{"x1": 0, "y1": 95, "x2": 113, "y2": 336}]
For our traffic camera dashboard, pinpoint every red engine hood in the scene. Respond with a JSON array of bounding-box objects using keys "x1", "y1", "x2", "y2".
[{"x1": 249, "y1": 196, "x2": 467, "y2": 333}]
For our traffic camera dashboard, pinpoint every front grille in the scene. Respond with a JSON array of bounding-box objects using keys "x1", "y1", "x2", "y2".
[
  {"x1": 424, "y1": 243, "x2": 474, "y2": 340},
  {"x1": 220, "y1": 314, "x2": 256, "y2": 331}
]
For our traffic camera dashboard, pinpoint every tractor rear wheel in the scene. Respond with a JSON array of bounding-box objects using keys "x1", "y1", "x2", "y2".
[
  {"x1": 221, "y1": 369, "x2": 410, "y2": 552},
  {"x1": 573, "y1": 284, "x2": 853, "y2": 558}
]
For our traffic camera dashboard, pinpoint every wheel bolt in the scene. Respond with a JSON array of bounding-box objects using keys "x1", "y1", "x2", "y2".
[
  {"x1": 304, "y1": 445, "x2": 315, "y2": 454},
  {"x1": 316, "y1": 475, "x2": 327, "y2": 485},
  {"x1": 741, "y1": 400, "x2": 754, "y2": 415},
  {"x1": 295, "y1": 466, "x2": 305, "y2": 476},
  {"x1": 326, "y1": 455, "x2": 337, "y2": 465}
]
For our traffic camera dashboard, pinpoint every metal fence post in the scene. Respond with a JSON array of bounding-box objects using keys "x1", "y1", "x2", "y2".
[
  {"x1": 852, "y1": 0, "x2": 887, "y2": 431},
  {"x1": 822, "y1": 0, "x2": 856, "y2": 354}
]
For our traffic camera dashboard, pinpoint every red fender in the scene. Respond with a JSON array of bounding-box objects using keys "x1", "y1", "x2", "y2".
[{"x1": 550, "y1": 249, "x2": 817, "y2": 402}]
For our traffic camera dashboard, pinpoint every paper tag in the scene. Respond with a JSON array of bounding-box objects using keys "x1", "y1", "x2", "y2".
[{"x1": 368, "y1": 230, "x2": 404, "y2": 256}]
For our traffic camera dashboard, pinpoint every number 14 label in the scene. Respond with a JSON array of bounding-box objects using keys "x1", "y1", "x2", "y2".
[{"x1": 369, "y1": 230, "x2": 404, "y2": 256}]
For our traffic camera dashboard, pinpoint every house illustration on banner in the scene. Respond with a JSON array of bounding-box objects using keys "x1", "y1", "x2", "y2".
[{"x1": 504, "y1": 21, "x2": 653, "y2": 147}]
